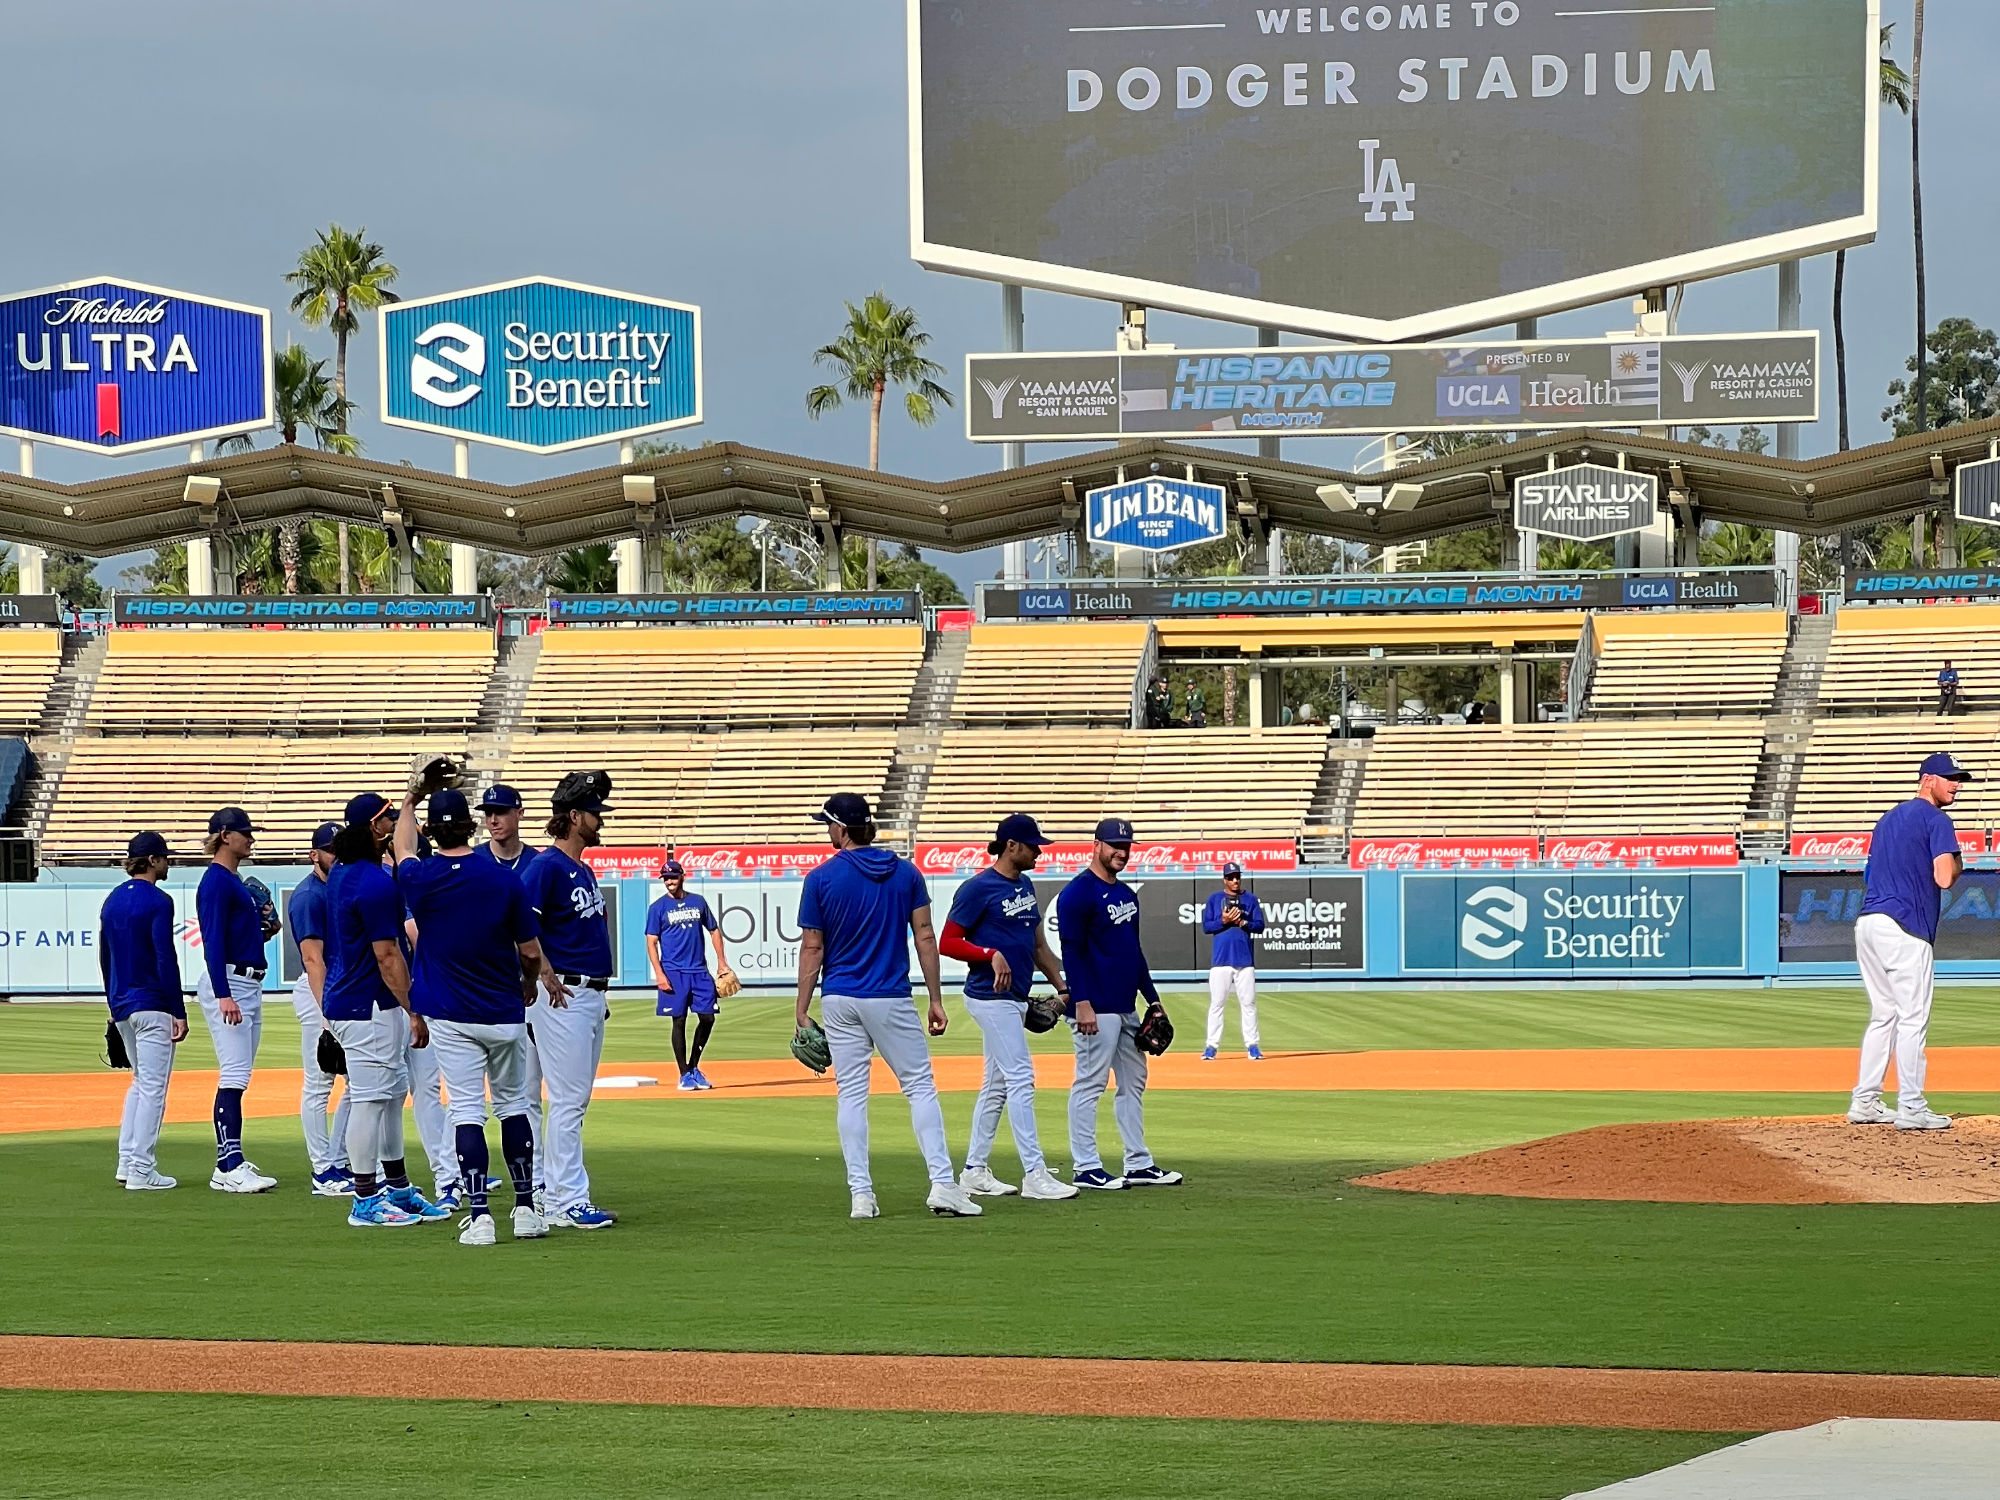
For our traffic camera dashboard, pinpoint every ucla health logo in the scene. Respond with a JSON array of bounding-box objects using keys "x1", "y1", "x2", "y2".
[{"x1": 1460, "y1": 885, "x2": 1527, "y2": 961}]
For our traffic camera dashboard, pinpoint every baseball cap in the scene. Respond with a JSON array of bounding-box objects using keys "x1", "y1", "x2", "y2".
[
  {"x1": 662, "y1": 858, "x2": 685, "y2": 878},
  {"x1": 309, "y1": 821, "x2": 341, "y2": 852},
  {"x1": 1920, "y1": 752, "x2": 1974, "y2": 783},
  {"x1": 427, "y1": 788, "x2": 472, "y2": 824},
  {"x1": 125, "y1": 830, "x2": 170, "y2": 861},
  {"x1": 207, "y1": 806, "x2": 259, "y2": 836},
  {"x1": 811, "y1": 792, "x2": 874, "y2": 827},
  {"x1": 994, "y1": 813, "x2": 1051, "y2": 848},
  {"x1": 344, "y1": 791, "x2": 392, "y2": 825},
  {"x1": 1094, "y1": 817, "x2": 1135, "y2": 846},
  {"x1": 1222, "y1": 861, "x2": 1244, "y2": 877},
  {"x1": 477, "y1": 783, "x2": 523, "y2": 812}
]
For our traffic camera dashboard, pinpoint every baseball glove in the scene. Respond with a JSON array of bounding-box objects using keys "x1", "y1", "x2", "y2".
[
  {"x1": 241, "y1": 875, "x2": 281, "y2": 940},
  {"x1": 1024, "y1": 991, "x2": 1064, "y2": 1034},
  {"x1": 714, "y1": 967, "x2": 742, "y2": 1000},
  {"x1": 790, "y1": 1017, "x2": 832, "y2": 1075},
  {"x1": 1134, "y1": 1003, "x2": 1174, "y2": 1056},
  {"x1": 105, "y1": 1019, "x2": 131, "y2": 1070},
  {"x1": 407, "y1": 753, "x2": 467, "y2": 799},
  {"x1": 551, "y1": 768, "x2": 613, "y2": 812},
  {"x1": 316, "y1": 1028, "x2": 347, "y2": 1076}
]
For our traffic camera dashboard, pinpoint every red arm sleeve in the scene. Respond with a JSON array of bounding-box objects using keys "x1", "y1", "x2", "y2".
[{"x1": 938, "y1": 919, "x2": 994, "y2": 964}]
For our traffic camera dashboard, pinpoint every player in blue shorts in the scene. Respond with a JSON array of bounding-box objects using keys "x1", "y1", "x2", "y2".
[{"x1": 646, "y1": 858, "x2": 735, "y2": 1091}]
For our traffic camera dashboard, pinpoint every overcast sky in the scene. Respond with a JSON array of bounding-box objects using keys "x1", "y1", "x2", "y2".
[{"x1": 0, "y1": 1, "x2": 1986, "y2": 593}]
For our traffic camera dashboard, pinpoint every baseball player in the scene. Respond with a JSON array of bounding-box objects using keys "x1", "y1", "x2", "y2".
[
  {"x1": 518, "y1": 774, "x2": 618, "y2": 1229},
  {"x1": 1201, "y1": 862, "x2": 1266, "y2": 1061},
  {"x1": 322, "y1": 792, "x2": 449, "y2": 1227},
  {"x1": 101, "y1": 831, "x2": 186, "y2": 1191},
  {"x1": 476, "y1": 784, "x2": 537, "y2": 873},
  {"x1": 646, "y1": 858, "x2": 733, "y2": 1091},
  {"x1": 194, "y1": 806, "x2": 277, "y2": 1194},
  {"x1": 394, "y1": 786, "x2": 553, "y2": 1245},
  {"x1": 288, "y1": 820, "x2": 353, "y2": 1195},
  {"x1": 1057, "y1": 818, "x2": 1182, "y2": 1190},
  {"x1": 795, "y1": 791, "x2": 979, "y2": 1219},
  {"x1": 939, "y1": 813, "x2": 1077, "y2": 1202},
  {"x1": 1848, "y1": 751, "x2": 1972, "y2": 1131}
]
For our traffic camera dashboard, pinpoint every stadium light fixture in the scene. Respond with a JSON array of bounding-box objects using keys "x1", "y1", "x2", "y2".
[
  {"x1": 1384, "y1": 482, "x2": 1424, "y2": 511},
  {"x1": 183, "y1": 476, "x2": 221, "y2": 510},
  {"x1": 1315, "y1": 482, "x2": 1357, "y2": 513}
]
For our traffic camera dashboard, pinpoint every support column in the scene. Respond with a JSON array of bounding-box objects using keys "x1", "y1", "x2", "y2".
[
  {"x1": 1248, "y1": 668, "x2": 1265, "y2": 729},
  {"x1": 1773, "y1": 261, "x2": 1803, "y2": 609},
  {"x1": 15, "y1": 441, "x2": 45, "y2": 593},
  {"x1": 615, "y1": 540, "x2": 643, "y2": 593},
  {"x1": 450, "y1": 439, "x2": 478, "y2": 595},
  {"x1": 1511, "y1": 330, "x2": 1539, "y2": 579},
  {"x1": 1001, "y1": 285, "x2": 1028, "y2": 583},
  {"x1": 185, "y1": 442, "x2": 216, "y2": 594},
  {"x1": 1498, "y1": 654, "x2": 1517, "y2": 725}
]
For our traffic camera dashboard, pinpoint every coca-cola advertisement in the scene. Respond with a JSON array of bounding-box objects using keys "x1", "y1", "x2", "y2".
[
  {"x1": 1543, "y1": 835, "x2": 1740, "y2": 868},
  {"x1": 917, "y1": 840, "x2": 1296, "y2": 878},
  {"x1": 584, "y1": 844, "x2": 836, "y2": 880},
  {"x1": 1348, "y1": 836, "x2": 1539, "y2": 869},
  {"x1": 1790, "y1": 830, "x2": 1990, "y2": 861}
]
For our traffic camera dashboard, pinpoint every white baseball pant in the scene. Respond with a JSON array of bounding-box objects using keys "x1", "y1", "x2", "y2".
[
  {"x1": 430, "y1": 1019, "x2": 532, "y2": 1126},
  {"x1": 535, "y1": 983, "x2": 607, "y2": 1213},
  {"x1": 332, "y1": 1007, "x2": 410, "y2": 1178},
  {"x1": 1205, "y1": 965, "x2": 1260, "y2": 1051},
  {"x1": 193, "y1": 969, "x2": 265, "y2": 1088},
  {"x1": 964, "y1": 995, "x2": 1046, "y2": 1176},
  {"x1": 1853, "y1": 912, "x2": 1937, "y2": 1111},
  {"x1": 115, "y1": 1010, "x2": 178, "y2": 1179},
  {"x1": 1068, "y1": 1010, "x2": 1154, "y2": 1176},
  {"x1": 290, "y1": 974, "x2": 351, "y2": 1173},
  {"x1": 404, "y1": 1025, "x2": 460, "y2": 1192},
  {"x1": 524, "y1": 998, "x2": 546, "y2": 1190},
  {"x1": 822, "y1": 993, "x2": 955, "y2": 1194}
]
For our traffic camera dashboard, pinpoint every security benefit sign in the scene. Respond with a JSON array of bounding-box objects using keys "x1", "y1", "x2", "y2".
[
  {"x1": 0, "y1": 277, "x2": 271, "y2": 455},
  {"x1": 1086, "y1": 476, "x2": 1228, "y2": 553},
  {"x1": 380, "y1": 277, "x2": 701, "y2": 454},
  {"x1": 1401, "y1": 872, "x2": 1746, "y2": 976},
  {"x1": 1514, "y1": 465, "x2": 1659, "y2": 543}
]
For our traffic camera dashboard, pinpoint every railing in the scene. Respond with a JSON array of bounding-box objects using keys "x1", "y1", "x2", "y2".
[{"x1": 1566, "y1": 613, "x2": 1598, "y2": 724}]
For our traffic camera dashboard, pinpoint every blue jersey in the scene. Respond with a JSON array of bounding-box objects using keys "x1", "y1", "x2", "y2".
[
  {"x1": 1201, "y1": 889, "x2": 1266, "y2": 969},
  {"x1": 646, "y1": 892, "x2": 716, "y2": 973},
  {"x1": 476, "y1": 841, "x2": 538, "y2": 877},
  {"x1": 99, "y1": 879, "x2": 184, "y2": 1021},
  {"x1": 322, "y1": 860, "x2": 408, "y2": 1021},
  {"x1": 1861, "y1": 797, "x2": 1962, "y2": 944},
  {"x1": 1055, "y1": 869, "x2": 1158, "y2": 1016},
  {"x1": 288, "y1": 871, "x2": 328, "y2": 948},
  {"x1": 399, "y1": 853, "x2": 541, "y2": 1024},
  {"x1": 521, "y1": 846, "x2": 613, "y2": 975},
  {"x1": 195, "y1": 862, "x2": 265, "y2": 994},
  {"x1": 797, "y1": 846, "x2": 929, "y2": 1000},
  {"x1": 947, "y1": 867, "x2": 1041, "y2": 1001}
]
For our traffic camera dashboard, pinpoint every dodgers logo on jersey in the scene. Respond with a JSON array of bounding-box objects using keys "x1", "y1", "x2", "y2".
[
  {"x1": 1000, "y1": 890, "x2": 1039, "y2": 919},
  {"x1": 569, "y1": 879, "x2": 607, "y2": 921},
  {"x1": 664, "y1": 904, "x2": 705, "y2": 927},
  {"x1": 1105, "y1": 898, "x2": 1140, "y2": 926}
]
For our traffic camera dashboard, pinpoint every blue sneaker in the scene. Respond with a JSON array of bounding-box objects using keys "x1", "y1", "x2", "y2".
[
  {"x1": 1200, "y1": 1046, "x2": 1217, "y2": 1061},
  {"x1": 348, "y1": 1192, "x2": 419, "y2": 1228},
  {"x1": 311, "y1": 1166, "x2": 356, "y2": 1198},
  {"x1": 677, "y1": 1072, "x2": 700, "y2": 1092},
  {"x1": 1123, "y1": 1165, "x2": 1184, "y2": 1187},
  {"x1": 1073, "y1": 1168, "x2": 1126, "y2": 1191},
  {"x1": 1246, "y1": 1045, "x2": 1264, "y2": 1061},
  {"x1": 433, "y1": 1184, "x2": 464, "y2": 1214},
  {"x1": 485, "y1": 1175, "x2": 505, "y2": 1193},
  {"x1": 385, "y1": 1184, "x2": 451, "y2": 1221},
  {"x1": 552, "y1": 1203, "x2": 617, "y2": 1230},
  {"x1": 689, "y1": 1067, "x2": 715, "y2": 1091}
]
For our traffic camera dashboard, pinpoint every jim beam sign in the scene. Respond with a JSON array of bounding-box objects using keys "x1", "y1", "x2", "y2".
[{"x1": 1514, "y1": 464, "x2": 1660, "y2": 543}]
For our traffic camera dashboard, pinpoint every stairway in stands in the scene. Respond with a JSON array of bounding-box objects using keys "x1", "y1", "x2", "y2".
[
  {"x1": 17, "y1": 632, "x2": 108, "y2": 842},
  {"x1": 1741, "y1": 611, "x2": 1838, "y2": 858},
  {"x1": 1298, "y1": 735, "x2": 1369, "y2": 866},
  {"x1": 879, "y1": 629, "x2": 968, "y2": 841},
  {"x1": 465, "y1": 632, "x2": 543, "y2": 786}
]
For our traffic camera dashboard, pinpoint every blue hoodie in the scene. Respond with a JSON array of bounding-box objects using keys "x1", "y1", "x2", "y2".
[{"x1": 798, "y1": 845, "x2": 929, "y2": 999}]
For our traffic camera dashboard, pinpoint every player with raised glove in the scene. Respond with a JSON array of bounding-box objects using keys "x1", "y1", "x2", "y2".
[{"x1": 407, "y1": 754, "x2": 466, "y2": 799}]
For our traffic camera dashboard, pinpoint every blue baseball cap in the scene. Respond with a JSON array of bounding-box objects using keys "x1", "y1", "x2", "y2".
[
  {"x1": 207, "y1": 806, "x2": 259, "y2": 836},
  {"x1": 344, "y1": 791, "x2": 392, "y2": 825},
  {"x1": 1222, "y1": 862, "x2": 1244, "y2": 877},
  {"x1": 1920, "y1": 752, "x2": 1974, "y2": 783},
  {"x1": 477, "y1": 784, "x2": 523, "y2": 812},
  {"x1": 994, "y1": 813, "x2": 1051, "y2": 848},
  {"x1": 428, "y1": 788, "x2": 472, "y2": 824},
  {"x1": 125, "y1": 830, "x2": 170, "y2": 861},
  {"x1": 310, "y1": 821, "x2": 341, "y2": 852},
  {"x1": 1094, "y1": 817, "x2": 1135, "y2": 846},
  {"x1": 662, "y1": 858, "x2": 685, "y2": 878},
  {"x1": 811, "y1": 792, "x2": 874, "y2": 827}
]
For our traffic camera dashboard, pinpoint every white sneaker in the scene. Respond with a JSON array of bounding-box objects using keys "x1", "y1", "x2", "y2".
[
  {"x1": 458, "y1": 1213, "x2": 497, "y2": 1246},
  {"x1": 961, "y1": 1165, "x2": 1018, "y2": 1197},
  {"x1": 125, "y1": 1170, "x2": 177, "y2": 1191},
  {"x1": 210, "y1": 1163, "x2": 277, "y2": 1193},
  {"x1": 511, "y1": 1205, "x2": 549, "y2": 1240},
  {"x1": 850, "y1": 1191, "x2": 879, "y2": 1219},
  {"x1": 1895, "y1": 1105, "x2": 1952, "y2": 1131},
  {"x1": 926, "y1": 1182, "x2": 983, "y2": 1217},
  {"x1": 1021, "y1": 1168, "x2": 1079, "y2": 1201},
  {"x1": 1847, "y1": 1098, "x2": 1896, "y2": 1124}
]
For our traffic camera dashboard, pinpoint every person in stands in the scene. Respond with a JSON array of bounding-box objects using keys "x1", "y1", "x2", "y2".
[{"x1": 1938, "y1": 662, "x2": 1961, "y2": 716}]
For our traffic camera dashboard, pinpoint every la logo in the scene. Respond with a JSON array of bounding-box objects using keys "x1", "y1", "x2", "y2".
[{"x1": 1358, "y1": 139, "x2": 1416, "y2": 223}]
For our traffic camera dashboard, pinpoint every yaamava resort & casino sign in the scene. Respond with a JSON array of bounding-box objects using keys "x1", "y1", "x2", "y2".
[{"x1": 379, "y1": 277, "x2": 702, "y2": 453}]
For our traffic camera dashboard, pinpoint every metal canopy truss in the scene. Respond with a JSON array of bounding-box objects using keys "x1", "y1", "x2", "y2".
[{"x1": 0, "y1": 418, "x2": 1996, "y2": 559}]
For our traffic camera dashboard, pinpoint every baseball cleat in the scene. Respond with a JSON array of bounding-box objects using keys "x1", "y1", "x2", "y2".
[
  {"x1": 1895, "y1": 1106, "x2": 1952, "y2": 1131},
  {"x1": 552, "y1": 1203, "x2": 617, "y2": 1230},
  {"x1": 485, "y1": 1175, "x2": 505, "y2": 1193},
  {"x1": 1072, "y1": 1168, "x2": 1126, "y2": 1191},
  {"x1": 960, "y1": 1165, "x2": 1018, "y2": 1197},
  {"x1": 850, "y1": 1191, "x2": 880, "y2": 1219},
  {"x1": 511, "y1": 1204, "x2": 549, "y2": 1239},
  {"x1": 386, "y1": 1185, "x2": 451, "y2": 1220},
  {"x1": 1846, "y1": 1099, "x2": 1896, "y2": 1125},
  {"x1": 1200, "y1": 1047, "x2": 1217, "y2": 1061},
  {"x1": 926, "y1": 1182, "x2": 984, "y2": 1217},
  {"x1": 348, "y1": 1192, "x2": 419, "y2": 1228},
  {"x1": 1020, "y1": 1168, "x2": 1079, "y2": 1201},
  {"x1": 124, "y1": 1170, "x2": 178, "y2": 1191},
  {"x1": 458, "y1": 1213, "x2": 497, "y2": 1247},
  {"x1": 433, "y1": 1185, "x2": 465, "y2": 1214},
  {"x1": 1246, "y1": 1045, "x2": 1264, "y2": 1061},
  {"x1": 210, "y1": 1163, "x2": 277, "y2": 1194},
  {"x1": 115, "y1": 1158, "x2": 130, "y2": 1185},
  {"x1": 689, "y1": 1067, "x2": 715, "y2": 1090},
  {"x1": 677, "y1": 1072, "x2": 701, "y2": 1092},
  {"x1": 1122, "y1": 1165, "x2": 1184, "y2": 1187},
  {"x1": 311, "y1": 1167, "x2": 356, "y2": 1197}
]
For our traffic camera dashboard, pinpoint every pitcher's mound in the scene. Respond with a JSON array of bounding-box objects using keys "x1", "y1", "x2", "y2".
[{"x1": 1356, "y1": 1115, "x2": 2000, "y2": 1205}]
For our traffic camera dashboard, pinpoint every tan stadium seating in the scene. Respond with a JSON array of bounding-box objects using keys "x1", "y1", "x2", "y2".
[
  {"x1": 1349, "y1": 721, "x2": 1765, "y2": 837},
  {"x1": 1585, "y1": 610, "x2": 1788, "y2": 716},
  {"x1": 952, "y1": 623, "x2": 1150, "y2": 727},
  {"x1": 86, "y1": 629, "x2": 493, "y2": 734},
  {"x1": 522, "y1": 625, "x2": 921, "y2": 730},
  {"x1": 1818, "y1": 604, "x2": 2000, "y2": 715},
  {"x1": 1792, "y1": 715, "x2": 2000, "y2": 834},
  {"x1": 498, "y1": 731, "x2": 898, "y2": 844},
  {"x1": 918, "y1": 728, "x2": 1329, "y2": 841},
  {"x1": 0, "y1": 628, "x2": 60, "y2": 733},
  {"x1": 40, "y1": 736, "x2": 466, "y2": 862}
]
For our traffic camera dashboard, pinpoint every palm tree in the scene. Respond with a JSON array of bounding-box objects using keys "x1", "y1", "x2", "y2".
[
  {"x1": 806, "y1": 291, "x2": 952, "y2": 587},
  {"x1": 1835, "y1": 25, "x2": 1912, "y2": 450},
  {"x1": 1910, "y1": 1, "x2": 1929, "y2": 434},
  {"x1": 286, "y1": 225, "x2": 400, "y2": 589}
]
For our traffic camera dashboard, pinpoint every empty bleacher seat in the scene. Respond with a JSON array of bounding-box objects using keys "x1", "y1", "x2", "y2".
[
  {"x1": 1792, "y1": 715, "x2": 2000, "y2": 833},
  {"x1": 1818, "y1": 604, "x2": 2000, "y2": 715},
  {"x1": 1586, "y1": 610, "x2": 1788, "y2": 716},
  {"x1": 521, "y1": 625, "x2": 922, "y2": 730},
  {"x1": 951, "y1": 623, "x2": 1150, "y2": 728},
  {"x1": 0, "y1": 629, "x2": 61, "y2": 734}
]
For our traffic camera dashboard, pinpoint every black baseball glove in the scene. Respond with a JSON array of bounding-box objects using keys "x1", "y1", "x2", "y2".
[
  {"x1": 551, "y1": 768, "x2": 613, "y2": 812},
  {"x1": 316, "y1": 1028, "x2": 348, "y2": 1076},
  {"x1": 105, "y1": 1019, "x2": 132, "y2": 1070},
  {"x1": 1024, "y1": 991, "x2": 1064, "y2": 1034},
  {"x1": 241, "y1": 875, "x2": 281, "y2": 940},
  {"x1": 1134, "y1": 1003, "x2": 1174, "y2": 1057}
]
